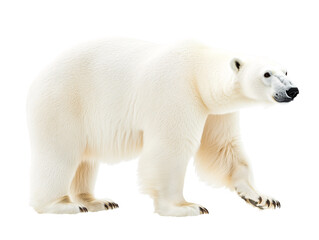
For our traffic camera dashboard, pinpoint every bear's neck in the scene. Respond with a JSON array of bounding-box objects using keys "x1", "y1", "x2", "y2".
[
  {"x1": 207, "y1": 81, "x2": 256, "y2": 114},
  {"x1": 194, "y1": 54, "x2": 256, "y2": 114}
]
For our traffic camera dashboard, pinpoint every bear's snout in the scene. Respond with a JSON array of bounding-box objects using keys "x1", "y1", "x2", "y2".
[{"x1": 273, "y1": 86, "x2": 299, "y2": 103}]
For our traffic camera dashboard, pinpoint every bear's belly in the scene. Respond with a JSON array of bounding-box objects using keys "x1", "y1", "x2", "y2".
[{"x1": 86, "y1": 128, "x2": 144, "y2": 163}]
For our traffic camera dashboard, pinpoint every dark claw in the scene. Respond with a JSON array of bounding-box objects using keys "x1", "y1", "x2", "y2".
[
  {"x1": 258, "y1": 196, "x2": 262, "y2": 204},
  {"x1": 272, "y1": 200, "x2": 276, "y2": 209},
  {"x1": 241, "y1": 196, "x2": 247, "y2": 202},
  {"x1": 199, "y1": 207, "x2": 207, "y2": 214},
  {"x1": 266, "y1": 199, "x2": 270, "y2": 207},
  {"x1": 199, "y1": 207, "x2": 204, "y2": 214},
  {"x1": 199, "y1": 206, "x2": 209, "y2": 214},
  {"x1": 201, "y1": 207, "x2": 209, "y2": 214},
  {"x1": 104, "y1": 203, "x2": 109, "y2": 209},
  {"x1": 79, "y1": 206, "x2": 87, "y2": 212},
  {"x1": 276, "y1": 201, "x2": 281, "y2": 208},
  {"x1": 109, "y1": 202, "x2": 118, "y2": 209}
]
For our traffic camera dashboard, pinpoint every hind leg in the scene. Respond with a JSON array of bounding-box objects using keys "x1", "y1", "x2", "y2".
[
  {"x1": 70, "y1": 160, "x2": 119, "y2": 212},
  {"x1": 30, "y1": 150, "x2": 86, "y2": 214}
]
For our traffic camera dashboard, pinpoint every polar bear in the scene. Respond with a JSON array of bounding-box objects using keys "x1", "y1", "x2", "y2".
[{"x1": 27, "y1": 38, "x2": 299, "y2": 216}]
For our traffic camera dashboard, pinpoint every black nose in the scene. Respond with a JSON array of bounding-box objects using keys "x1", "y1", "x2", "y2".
[{"x1": 286, "y1": 87, "x2": 299, "y2": 99}]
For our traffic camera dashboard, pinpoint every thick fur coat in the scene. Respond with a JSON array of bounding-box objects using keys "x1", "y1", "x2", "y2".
[{"x1": 27, "y1": 38, "x2": 298, "y2": 216}]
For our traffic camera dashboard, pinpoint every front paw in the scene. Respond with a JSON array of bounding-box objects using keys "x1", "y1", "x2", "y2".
[
  {"x1": 155, "y1": 201, "x2": 209, "y2": 217},
  {"x1": 236, "y1": 189, "x2": 281, "y2": 210}
]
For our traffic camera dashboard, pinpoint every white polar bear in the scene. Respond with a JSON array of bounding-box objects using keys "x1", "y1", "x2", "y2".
[{"x1": 27, "y1": 38, "x2": 299, "y2": 216}]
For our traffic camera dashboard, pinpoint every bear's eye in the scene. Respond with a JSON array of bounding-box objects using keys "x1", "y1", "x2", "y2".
[
  {"x1": 264, "y1": 72, "x2": 271, "y2": 78},
  {"x1": 285, "y1": 71, "x2": 288, "y2": 76}
]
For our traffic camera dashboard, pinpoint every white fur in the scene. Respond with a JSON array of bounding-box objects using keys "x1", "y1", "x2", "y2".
[{"x1": 27, "y1": 38, "x2": 294, "y2": 216}]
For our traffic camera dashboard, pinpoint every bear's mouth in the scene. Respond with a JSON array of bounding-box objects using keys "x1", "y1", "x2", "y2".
[{"x1": 272, "y1": 95, "x2": 293, "y2": 103}]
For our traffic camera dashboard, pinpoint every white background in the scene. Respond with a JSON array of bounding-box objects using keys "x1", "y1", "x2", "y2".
[{"x1": 0, "y1": 0, "x2": 318, "y2": 239}]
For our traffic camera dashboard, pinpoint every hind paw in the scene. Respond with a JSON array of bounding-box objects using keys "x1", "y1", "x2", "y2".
[{"x1": 75, "y1": 193, "x2": 119, "y2": 212}]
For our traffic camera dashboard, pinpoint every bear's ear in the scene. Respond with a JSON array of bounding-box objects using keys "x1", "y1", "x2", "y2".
[{"x1": 230, "y1": 58, "x2": 243, "y2": 72}]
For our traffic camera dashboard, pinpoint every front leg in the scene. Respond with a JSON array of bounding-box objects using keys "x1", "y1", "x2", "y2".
[
  {"x1": 195, "y1": 113, "x2": 281, "y2": 210},
  {"x1": 138, "y1": 102, "x2": 209, "y2": 217},
  {"x1": 138, "y1": 138, "x2": 209, "y2": 217}
]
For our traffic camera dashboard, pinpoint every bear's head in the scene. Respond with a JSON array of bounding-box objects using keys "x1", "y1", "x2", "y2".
[{"x1": 230, "y1": 58, "x2": 299, "y2": 104}]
